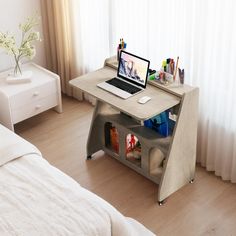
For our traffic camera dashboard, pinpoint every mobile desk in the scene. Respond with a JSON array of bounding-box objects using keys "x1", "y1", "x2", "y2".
[{"x1": 70, "y1": 56, "x2": 199, "y2": 204}]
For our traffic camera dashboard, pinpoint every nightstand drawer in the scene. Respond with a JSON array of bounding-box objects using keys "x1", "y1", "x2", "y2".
[
  {"x1": 10, "y1": 80, "x2": 57, "y2": 109},
  {"x1": 12, "y1": 94, "x2": 58, "y2": 124}
]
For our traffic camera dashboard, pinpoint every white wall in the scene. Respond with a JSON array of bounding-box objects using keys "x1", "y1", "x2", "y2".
[{"x1": 0, "y1": 0, "x2": 46, "y2": 72}]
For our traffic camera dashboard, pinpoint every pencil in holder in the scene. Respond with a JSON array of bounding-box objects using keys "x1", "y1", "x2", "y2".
[{"x1": 117, "y1": 39, "x2": 127, "y2": 61}]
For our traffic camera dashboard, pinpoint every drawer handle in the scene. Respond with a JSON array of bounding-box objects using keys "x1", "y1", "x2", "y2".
[
  {"x1": 33, "y1": 91, "x2": 39, "y2": 96},
  {"x1": 35, "y1": 105, "x2": 42, "y2": 109}
]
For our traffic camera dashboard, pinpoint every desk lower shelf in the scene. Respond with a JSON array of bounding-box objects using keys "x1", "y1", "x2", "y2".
[
  {"x1": 89, "y1": 112, "x2": 172, "y2": 185},
  {"x1": 103, "y1": 146, "x2": 163, "y2": 184}
]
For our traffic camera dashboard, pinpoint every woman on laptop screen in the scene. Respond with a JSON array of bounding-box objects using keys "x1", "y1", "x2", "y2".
[{"x1": 119, "y1": 51, "x2": 148, "y2": 85}]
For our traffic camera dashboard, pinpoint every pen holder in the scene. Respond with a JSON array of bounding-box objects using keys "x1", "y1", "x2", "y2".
[
  {"x1": 117, "y1": 48, "x2": 123, "y2": 61},
  {"x1": 117, "y1": 43, "x2": 127, "y2": 61},
  {"x1": 154, "y1": 71, "x2": 174, "y2": 85}
]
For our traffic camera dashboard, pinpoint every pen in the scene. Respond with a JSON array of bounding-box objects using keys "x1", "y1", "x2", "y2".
[
  {"x1": 170, "y1": 59, "x2": 174, "y2": 74},
  {"x1": 119, "y1": 38, "x2": 122, "y2": 49},
  {"x1": 173, "y1": 56, "x2": 179, "y2": 81},
  {"x1": 122, "y1": 38, "x2": 124, "y2": 49},
  {"x1": 162, "y1": 61, "x2": 167, "y2": 72}
]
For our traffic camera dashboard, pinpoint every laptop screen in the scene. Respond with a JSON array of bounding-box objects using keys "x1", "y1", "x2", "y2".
[{"x1": 117, "y1": 50, "x2": 150, "y2": 88}]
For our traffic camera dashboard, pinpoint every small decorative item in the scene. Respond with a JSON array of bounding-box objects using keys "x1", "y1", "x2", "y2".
[
  {"x1": 0, "y1": 15, "x2": 41, "y2": 84},
  {"x1": 110, "y1": 126, "x2": 119, "y2": 154},
  {"x1": 126, "y1": 134, "x2": 141, "y2": 161}
]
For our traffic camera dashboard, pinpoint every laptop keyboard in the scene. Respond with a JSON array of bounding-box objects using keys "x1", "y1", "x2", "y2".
[{"x1": 106, "y1": 78, "x2": 142, "y2": 94}]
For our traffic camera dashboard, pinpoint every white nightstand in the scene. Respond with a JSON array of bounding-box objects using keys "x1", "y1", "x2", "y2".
[{"x1": 0, "y1": 63, "x2": 62, "y2": 131}]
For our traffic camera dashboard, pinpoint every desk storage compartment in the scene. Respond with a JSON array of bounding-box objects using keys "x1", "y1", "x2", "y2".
[
  {"x1": 101, "y1": 113, "x2": 172, "y2": 178},
  {"x1": 149, "y1": 148, "x2": 165, "y2": 177},
  {"x1": 144, "y1": 109, "x2": 178, "y2": 137}
]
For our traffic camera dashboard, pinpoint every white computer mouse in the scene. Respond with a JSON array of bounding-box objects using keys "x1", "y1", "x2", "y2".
[{"x1": 138, "y1": 96, "x2": 151, "y2": 104}]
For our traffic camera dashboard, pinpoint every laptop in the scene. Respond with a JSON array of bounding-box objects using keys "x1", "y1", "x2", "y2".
[{"x1": 97, "y1": 50, "x2": 150, "y2": 99}]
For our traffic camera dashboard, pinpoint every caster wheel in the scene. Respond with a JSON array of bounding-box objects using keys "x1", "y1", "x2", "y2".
[
  {"x1": 158, "y1": 200, "x2": 165, "y2": 206},
  {"x1": 189, "y1": 179, "x2": 194, "y2": 183},
  {"x1": 87, "y1": 155, "x2": 92, "y2": 160}
]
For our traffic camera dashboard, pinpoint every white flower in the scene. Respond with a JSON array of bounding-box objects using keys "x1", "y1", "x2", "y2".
[
  {"x1": 0, "y1": 15, "x2": 40, "y2": 62},
  {"x1": 19, "y1": 15, "x2": 39, "y2": 33},
  {"x1": 29, "y1": 46, "x2": 36, "y2": 59},
  {"x1": 27, "y1": 31, "x2": 40, "y2": 42},
  {"x1": 0, "y1": 32, "x2": 17, "y2": 55}
]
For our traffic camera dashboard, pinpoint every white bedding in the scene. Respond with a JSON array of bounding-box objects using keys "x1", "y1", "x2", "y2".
[
  {"x1": 0, "y1": 125, "x2": 155, "y2": 236},
  {"x1": 0, "y1": 125, "x2": 41, "y2": 166}
]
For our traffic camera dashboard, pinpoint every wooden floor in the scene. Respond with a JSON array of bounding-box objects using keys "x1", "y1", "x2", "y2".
[{"x1": 15, "y1": 96, "x2": 236, "y2": 236}]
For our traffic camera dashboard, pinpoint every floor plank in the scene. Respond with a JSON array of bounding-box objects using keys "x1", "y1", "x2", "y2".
[{"x1": 15, "y1": 96, "x2": 236, "y2": 236}]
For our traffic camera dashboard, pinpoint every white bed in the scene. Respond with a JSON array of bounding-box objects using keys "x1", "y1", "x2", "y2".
[{"x1": 0, "y1": 125, "x2": 155, "y2": 236}]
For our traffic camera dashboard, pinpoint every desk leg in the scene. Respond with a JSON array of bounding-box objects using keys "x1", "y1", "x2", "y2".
[
  {"x1": 157, "y1": 89, "x2": 199, "y2": 203},
  {"x1": 86, "y1": 100, "x2": 108, "y2": 159},
  {"x1": 86, "y1": 100, "x2": 119, "y2": 159},
  {"x1": 86, "y1": 100, "x2": 99, "y2": 159}
]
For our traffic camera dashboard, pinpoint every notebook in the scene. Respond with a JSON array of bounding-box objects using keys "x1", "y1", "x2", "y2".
[{"x1": 97, "y1": 50, "x2": 150, "y2": 99}]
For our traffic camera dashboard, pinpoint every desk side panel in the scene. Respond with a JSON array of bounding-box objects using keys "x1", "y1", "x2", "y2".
[{"x1": 158, "y1": 88, "x2": 199, "y2": 202}]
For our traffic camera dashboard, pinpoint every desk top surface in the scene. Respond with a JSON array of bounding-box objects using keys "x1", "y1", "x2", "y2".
[{"x1": 70, "y1": 66, "x2": 181, "y2": 120}]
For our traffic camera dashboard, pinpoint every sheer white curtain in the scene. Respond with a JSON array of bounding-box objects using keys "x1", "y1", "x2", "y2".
[{"x1": 72, "y1": 0, "x2": 236, "y2": 182}]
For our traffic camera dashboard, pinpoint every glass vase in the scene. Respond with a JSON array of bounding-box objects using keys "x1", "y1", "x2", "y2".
[{"x1": 13, "y1": 59, "x2": 22, "y2": 77}]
